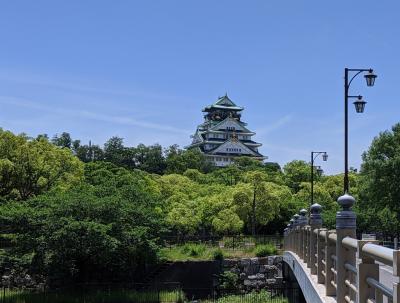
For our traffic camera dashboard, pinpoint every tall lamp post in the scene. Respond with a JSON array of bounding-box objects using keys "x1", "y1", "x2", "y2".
[
  {"x1": 343, "y1": 68, "x2": 377, "y2": 193},
  {"x1": 310, "y1": 151, "x2": 328, "y2": 207}
]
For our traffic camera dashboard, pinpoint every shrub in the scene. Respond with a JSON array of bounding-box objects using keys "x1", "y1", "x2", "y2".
[
  {"x1": 220, "y1": 271, "x2": 238, "y2": 289},
  {"x1": 180, "y1": 243, "x2": 206, "y2": 257},
  {"x1": 213, "y1": 248, "x2": 224, "y2": 261},
  {"x1": 254, "y1": 244, "x2": 277, "y2": 257}
]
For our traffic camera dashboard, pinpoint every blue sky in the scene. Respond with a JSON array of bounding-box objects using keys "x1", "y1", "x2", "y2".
[{"x1": 0, "y1": 1, "x2": 399, "y2": 174}]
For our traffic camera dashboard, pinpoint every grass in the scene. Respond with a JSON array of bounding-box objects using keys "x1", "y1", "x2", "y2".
[
  {"x1": 160, "y1": 242, "x2": 279, "y2": 261},
  {"x1": 254, "y1": 244, "x2": 278, "y2": 257},
  {"x1": 0, "y1": 288, "x2": 291, "y2": 303},
  {"x1": 203, "y1": 290, "x2": 289, "y2": 303},
  {"x1": 0, "y1": 288, "x2": 185, "y2": 303}
]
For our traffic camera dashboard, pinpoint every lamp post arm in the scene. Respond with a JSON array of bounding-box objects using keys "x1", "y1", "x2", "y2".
[
  {"x1": 347, "y1": 70, "x2": 365, "y2": 88},
  {"x1": 312, "y1": 151, "x2": 326, "y2": 161}
]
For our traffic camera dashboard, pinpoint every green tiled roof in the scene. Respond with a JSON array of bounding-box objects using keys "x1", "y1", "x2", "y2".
[{"x1": 203, "y1": 94, "x2": 244, "y2": 111}]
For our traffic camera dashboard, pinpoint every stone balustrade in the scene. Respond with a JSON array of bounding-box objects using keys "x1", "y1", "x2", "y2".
[{"x1": 283, "y1": 193, "x2": 400, "y2": 303}]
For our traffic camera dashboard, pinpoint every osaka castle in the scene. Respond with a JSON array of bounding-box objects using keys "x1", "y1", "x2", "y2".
[{"x1": 186, "y1": 94, "x2": 265, "y2": 167}]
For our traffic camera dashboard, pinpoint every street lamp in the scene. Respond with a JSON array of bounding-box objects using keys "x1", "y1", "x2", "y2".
[
  {"x1": 343, "y1": 68, "x2": 377, "y2": 193},
  {"x1": 310, "y1": 151, "x2": 328, "y2": 207},
  {"x1": 353, "y1": 96, "x2": 367, "y2": 113}
]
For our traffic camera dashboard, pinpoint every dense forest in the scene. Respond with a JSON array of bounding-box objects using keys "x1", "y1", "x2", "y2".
[{"x1": 1, "y1": 124, "x2": 400, "y2": 285}]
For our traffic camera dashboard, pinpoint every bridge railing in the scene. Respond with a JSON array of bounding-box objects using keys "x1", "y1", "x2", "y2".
[{"x1": 283, "y1": 194, "x2": 400, "y2": 303}]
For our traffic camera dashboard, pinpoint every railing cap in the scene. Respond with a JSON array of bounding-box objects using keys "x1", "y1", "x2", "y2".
[
  {"x1": 310, "y1": 203, "x2": 322, "y2": 213},
  {"x1": 337, "y1": 193, "x2": 355, "y2": 210}
]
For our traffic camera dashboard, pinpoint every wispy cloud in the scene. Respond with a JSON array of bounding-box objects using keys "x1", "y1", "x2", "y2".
[
  {"x1": 262, "y1": 142, "x2": 309, "y2": 156},
  {"x1": 0, "y1": 96, "x2": 190, "y2": 135},
  {"x1": 0, "y1": 69, "x2": 185, "y2": 102},
  {"x1": 256, "y1": 114, "x2": 293, "y2": 136}
]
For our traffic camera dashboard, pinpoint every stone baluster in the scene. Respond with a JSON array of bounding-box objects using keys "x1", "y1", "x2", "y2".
[
  {"x1": 357, "y1": 240, "x2": 380, "y2": 303},
  {"x1": 305, "y1": 225, "x2": 311, "y2": 268},
  {"x1": 317, "y1": 228, "x2": 327, "y2": 284},
  {"x1": 293, "y1": 214, "x2": 300, "y2": 255},
  {"x1": 298, "y1": 209, "x2": 308, "y2": 260},
  {"x1": 393, "y1": 251, "x2": 400, "y2": 303},
  {"x1": 289, "y1": 219, "x2": 294, "y2": 251},
  {"x1": 336, "y1": 194, "x2": 357, "y2": 303},
  {"x1": 309, "y1": 203, "x2": 322, "y2": 274},
  {"x1": 325, "y1": 230, "x2": 337, "y2": 296}
]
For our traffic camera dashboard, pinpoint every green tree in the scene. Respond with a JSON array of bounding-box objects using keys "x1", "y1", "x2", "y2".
[
  {"x1": 165, "y1": 145, "x2": 213, "y2": 174},
  {"x1": 233, "y1": 171, "x2": 281, "y2": 235},
  {"x1": 358, "y1": 123, "x2": 400, "y2": 236},
  {"x1": 132, "y1": 144, "x2": 166, "y2": 174},
  {"x1": 283, "y1": 160, "x2": 310, "y2": 193},
  {"x1": 0, "y1": 129, "x2": 83, "y2": 201},
  {"x1": 52, "y1": 132, "x2": 72, "y2": 149},
  {"x1": 103, "y1": 136, "x2": 128, "y2": 166},
  {"x1": 0, "y1": 163, "x2": 164, "y2": 283}
]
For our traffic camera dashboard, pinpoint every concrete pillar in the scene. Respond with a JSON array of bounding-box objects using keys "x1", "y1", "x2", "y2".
[
  {"x1": 298, "y1": 209, "x2": 308, "y2": 260},
  {"x1": 305, "y1": 225, "x2": 311, "y2": 268},
  {"x1": 317, "y1": 228, "x2": 327, "y2": 284},
  {"x1": 336, "y1": 194, "x2": 357, "y2": 303},
  {"x1": 325, "y1": 230, "x2": 337, "y2": 296},
  {"x1": 357, "y1": 240, "x2": 380, "y2": 303},
  {"x1": 309, "y1": 203, "x2": 323, "y2": 274},
  {"x1": 288, "y1": 219, "x2": 294, "y2": 251},
  {"x1": 392, "y1": 250, "x2": 400, "y2": 303},
  {"x1": 293, "y1": 214, "x2": 300, "y2": 255}
]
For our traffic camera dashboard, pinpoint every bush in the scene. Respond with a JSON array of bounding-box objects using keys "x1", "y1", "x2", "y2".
[
  {"x1": 254, "y1": 244, "x2": 277, "y2": 257},
  {"x1": 220, "y1": 271, "x2": 238, "y2": 289},
  {"x1": 180, "y1": 243, "x2": 206, "y2": 257},
  {"x1": 213, "y1": 248, "x2": 224, "y2": 261}
]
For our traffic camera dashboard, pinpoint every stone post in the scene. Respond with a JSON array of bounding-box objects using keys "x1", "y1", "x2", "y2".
[
  {"x1": 309, "y1": 203, "x2": 323, "y2": 274},
  {"x1": 289, "y1": 219, "x2": 294, "y2": 250},
  {"x1": 317, "y1": 228, "x2": 327, "y2": 284},
  {"x1": 298, "y1": 209, "x2": 308, "y2": 260},
  {"x1": 336, "y1": 194, "x2": 357, "y2": 303},
  {"x1": 293, "y1": 214, "x2": 300, "y2": 255},
  {"x1": 325, "y1": 230, "x2": 337, "y2": 296},
  {"x1": 357, "y1": 240, "x2": 380, "y2": 303},
  {"x1": 392, "y1": 250, "x2": 400, "y2": 303},
  {"x1": 305, "y1": 225, "x2": 311, "y2": 268}
]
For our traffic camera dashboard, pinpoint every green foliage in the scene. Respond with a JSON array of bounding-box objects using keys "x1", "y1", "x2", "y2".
[
  {"x1": 213, "y1": 248, "x2": 224, "y2": 261},
  {"x1": 357, "y1": 123, "x2": 400, "y2": 236},
  {"x1": 180, "y1": 243, "x2": 206, "y2": 257},
  {"x1": 212, "y1": 209, "x2": 243, "y2": 235},
  {"x1": 283, "y1": 160, "x2": 310, "y2": 193},
  {"x1": 211, "y1": 290, "x2": 288, "y2": 303},
  {"x1": 219, "y1": 271, "x2": 238, "y2": 289},
  {"x1": 0, "y1": 129, "x2": 83, "y2": 201},
  {"x1": 254, "y1": 244, "x2": 277, "y2": 257},
  {"x1": 0, "y1": 162, "x2": 164, "y2": 284},
  {"x1": 2, "y1": 288, "x2": 185, "y2": 303},
  {"x1": 165, "y1": 145, "x2": 213, "y2": 174}
]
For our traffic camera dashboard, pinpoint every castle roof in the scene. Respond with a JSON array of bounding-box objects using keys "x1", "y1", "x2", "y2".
[{"x1": 202, "y1": 94, "x2": 244, "y2": 112}]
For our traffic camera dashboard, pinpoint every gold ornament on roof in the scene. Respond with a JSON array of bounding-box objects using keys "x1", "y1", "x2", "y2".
[{"x1": 231, "y1": 131, "x2": 238, "y2": 142}]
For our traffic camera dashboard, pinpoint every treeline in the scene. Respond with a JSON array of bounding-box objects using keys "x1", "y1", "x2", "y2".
[
  {"x1": 1, "y1": 124, "x2": 400, "y2": 285},
  {"x1": 50, "y1": 132, "x2": 213, "y2": 174}
]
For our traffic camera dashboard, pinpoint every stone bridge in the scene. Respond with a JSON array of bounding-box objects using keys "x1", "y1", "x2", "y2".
[{"x1": 282, "y1": 194, "x2": 399, "y2": 303}]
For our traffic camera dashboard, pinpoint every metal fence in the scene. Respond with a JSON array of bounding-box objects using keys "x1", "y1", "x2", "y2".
[
  {"x1": 0, "y1": 286, "x2": 302, "y2": 303},
  {"x1": 162, "y1": 235, "x2": 283, "y2": 251}
]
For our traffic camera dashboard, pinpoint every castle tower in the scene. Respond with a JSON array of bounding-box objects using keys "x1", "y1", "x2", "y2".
[{"x1": 186, "y1": 94, "x2": 265, "y2": 167}]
